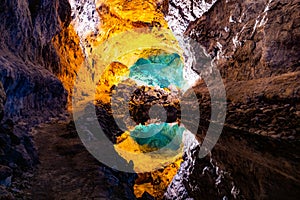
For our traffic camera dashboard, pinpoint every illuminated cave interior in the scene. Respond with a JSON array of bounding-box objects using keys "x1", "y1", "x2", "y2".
[{"x1": 69, "y1": 0, "x2": 198, "y2": 198}]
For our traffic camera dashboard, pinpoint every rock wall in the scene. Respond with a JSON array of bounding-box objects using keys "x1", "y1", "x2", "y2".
[
  {"x1": 164, "y1": 0, "x2": 300, "y2": 199},
  {"x1": 0, "y1": 0, "x2": 75, "y2": 194},
  {"x1": 186, "y1": 0, "x2": 300, "y2": 81},
  {"x1": 0, "y1": 0, "x2": 71, "y2": 120},
  {"x1": 0, "y1": 0, "x2": 299, "y2": 199},
  {"x1": 0, "y1": 1, "x2": 139, "y2": 198},
  {"x1": 0, "y1": 83, "x2": 6, "y2": 121}
]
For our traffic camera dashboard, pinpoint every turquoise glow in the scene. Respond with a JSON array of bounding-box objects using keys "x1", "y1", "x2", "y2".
[
  {"x1": 129, "y1": 53, "x2": 187, "y2": 89},
  {"x1": 130, "y1": 123, "x2": 184, "y2": 150}
]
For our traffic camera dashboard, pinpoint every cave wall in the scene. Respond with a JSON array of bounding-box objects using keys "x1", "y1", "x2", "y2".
[
  {"x1": 0, "y1": 0, "x2": 298, "y2": 199},
  {"x1": 0, "y1": 0, "x2": 72, "y2": 120},
  {"x1": 0, "y1": 0, "x2": 78, "y2": 180},
  {"x1": 186, "y1": 0, "x2": 300, "y2": 81},
  {"x1": 164, "y1": 0, "x2": 300, "y2": 199}
]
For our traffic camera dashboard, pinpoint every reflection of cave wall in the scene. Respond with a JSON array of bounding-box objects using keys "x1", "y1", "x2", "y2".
[
  {"x1": 0, "y1": 0, "x2": 299, "y2": 199},
  {"x1": 164, "y1": 0, "x2": 300, "y2": 199}
]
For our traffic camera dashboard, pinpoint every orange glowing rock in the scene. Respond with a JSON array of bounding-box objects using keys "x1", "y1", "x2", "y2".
[
  {"x1": 85, "y1": 0, "x2": 169, "y2": 50},
  {"x1": 52, "y1": 24, "x2": 85, "y2": 108},
  {"x1": 95, "y1": 61, "x2": 130, "y2": 103},
  {"x1": 72, "y1": 0, "x2": 184, "y2": 198}
]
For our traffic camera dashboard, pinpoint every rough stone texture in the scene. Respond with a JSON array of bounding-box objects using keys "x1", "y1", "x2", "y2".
[
  {"x1": 166, "y1": 0, "x2": 217, "y2": 36},
  {"x1": 114, "y1": 84, "x2": 181, "y2": 126},
  {"x1": 164, "y1": 131, "x2": 199, "y2": 200},
  {"x1": 0, "y1": 185, "x2": 13, "y2": 200},
  {"x1": 165, "y1": 0, "x2": 218, "y2": 86},
  {"x1": 186, "y1": 0, "x2": 300, "y2": 81},
  {"x1": 0, "y1": 0, "x2": 73, "y2": 197},
  {"x1": 0, "y1": 165, "x2": 12, "y2": 187},
  {"x1": 69, "y1": 0, "x2": 100, "y2": 39},
  {"x1": 52, "y1": 24, "x2": 85, "y2": 107},
  {"x1": 164, "y1": 0, "x2": 300, "y2": 199},
  {"x1": 0, "y1": 0, "x2": 71, "y2": 120},
  {"x1": 0, "y1": 0, "x2": 298, "y2": 199}
]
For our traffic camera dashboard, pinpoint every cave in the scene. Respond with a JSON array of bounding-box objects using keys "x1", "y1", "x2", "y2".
[{"x1": 0, "y1": 0, "x2": 299, "y2": 199}]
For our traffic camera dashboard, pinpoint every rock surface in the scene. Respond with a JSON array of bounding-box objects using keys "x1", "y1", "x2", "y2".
[
  {"x1": 0, "y1": 0, "x2": 299, "y2": 199},
  {"x1": 0, "y1": 83, "x2": 5, "y2": 121},
  {"x1": 0, "y1": 0, "x2": 75, "y2": 197},
  {"x1": 186, "y1": 0, "x2": 300, "y2": 81},
  {"x1": 164, "y1": 0, "x2": 300, "y2": 199},
  {"x1": 0, "y1": 0, "x2": 71, "y2": 119}
]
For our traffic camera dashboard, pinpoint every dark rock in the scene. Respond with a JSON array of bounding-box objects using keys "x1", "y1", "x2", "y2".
[
  {"x1": 138, "y1": 191, "x2": 155, "y2": 200},
  {"x1": 186, "y1": 0, "x2": 300, "y2": 81},
  {"x1": 0, "y1": 0, "x2": 69, "y2": 121},
  {"x1": 165, "y1": 0, "x2": 300, "y2": 199},
  {"x1": 0, "y1": 83, "x2": 5, "y2": 122},
  {"x1": 0, "y1": 165, "x2": 12, "y2": 187},
  {"x1": 0, "y1": 1, "x2": 73, "y2": 198},
  {"x1": 0, "y1": 185, "x2": 13, "y2": 200}
]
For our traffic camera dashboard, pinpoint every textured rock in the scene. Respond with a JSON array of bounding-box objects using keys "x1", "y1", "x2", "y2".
[
  {"x1": 165, "y1": 0, "x2": 217, "y2": 85},
  {"x1": 0, "y1": 83, "x2": 6, "y2": 121},
  {"x1": 69, "y1": 0, "x2": 100, "y2": 39},
  {"x1": 0, "y1": 0, "x2": 74, "y2": 196},
  {"x1": 0, "y1": 165, "x2": 12, "y2": 187},
  {"x1": 0, "y1": 185, "x2": 13, "y2": 200},
  {"x1": 0, "y1": 0, "x2": 298, "y2": 199},
  {"x1": 164, "y1": 131, "x2": 199, "y2": 200},
  {"x1": 52, "y1": 24, "x2": 85, "y2": 106},
  {"x1": 0, "y1": 119, "x2": 38, "y2": 168},
  {"x1": 186, "y1": 0, "x2": 300, "y2": 81},
  {"x1": 164, "y1": 0, "x2": 300, "y2": 199},
  {"x1": 0, "y1": 0, "x2": 71, "y2": 120},
  {"x1": 166, "y1": 0, "x2": 217, "y2": 36}
]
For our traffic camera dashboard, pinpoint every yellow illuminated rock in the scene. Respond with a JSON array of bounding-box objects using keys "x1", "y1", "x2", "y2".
[
  {"x1": 72, "y1": 0, "x2": 185, "y2": 199},
  {"x1": 96, "y1": 61, "x2": 130, "y2": 103},
  {"x1": 52, "y1": 25, "x2": 85, "y2": 108}
]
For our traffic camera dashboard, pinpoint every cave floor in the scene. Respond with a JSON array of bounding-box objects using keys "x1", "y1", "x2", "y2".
[{"x1": 23, "y1": 122, "x2": 109, "y2": 199}]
